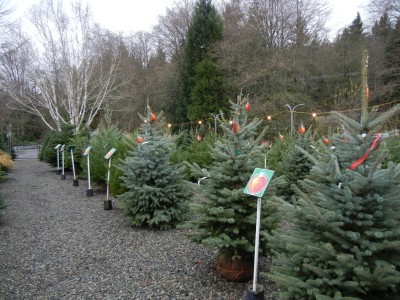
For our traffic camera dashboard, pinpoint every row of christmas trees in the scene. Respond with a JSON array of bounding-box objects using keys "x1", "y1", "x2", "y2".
[{"x1": 39, "y1": 50, "x2": 400, "y2": 298}]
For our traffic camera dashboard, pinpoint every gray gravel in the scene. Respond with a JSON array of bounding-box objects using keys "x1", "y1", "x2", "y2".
[{"x1": 0, "y1": 159, "x2": 277, "y2": 299}]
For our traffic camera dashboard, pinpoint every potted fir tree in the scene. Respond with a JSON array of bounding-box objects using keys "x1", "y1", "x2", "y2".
[
  {"x1": 118, "y1": 107, "x2": 191, "y2": 230},
  {"x1": 183, "y1": 93, "x2": 280, "y2": 282}
]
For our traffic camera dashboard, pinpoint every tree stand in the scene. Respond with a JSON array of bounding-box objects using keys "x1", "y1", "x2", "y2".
[
  {"x1": 61, "y1": 174, "x2": 66, "y2": 180},
  {"x1": 86, "y1": 188, "x2": 94, "y2": 197},
  {"x1": 104, "y1": 200, "x2": 112, "y2": 210},
  {"x1": 245, "y1": 284, "x2": 264, "y2": 300},
  {"x1": 73, "y1": 179, "x2": 79, "y2": 186}
]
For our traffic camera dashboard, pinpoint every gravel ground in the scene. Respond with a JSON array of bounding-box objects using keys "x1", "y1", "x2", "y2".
[{"x1": 0, "y1": 159, "x2": 277, "y2": 300}]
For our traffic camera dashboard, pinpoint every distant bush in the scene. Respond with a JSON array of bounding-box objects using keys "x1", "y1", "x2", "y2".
[
  {"x1": 0, "y1": 132, "x2": 15, "y2": 160},
  {"x1": 0, "y1": 150, "x2": 13, "y2": 172},
  {"x1": 170, "y1": 132, "x2": 216, "y2": 180},
  {"x1": 68, "y1": 129, "x2": 91, "y2": 172},
  {"x1": 39, "y1": 125, "x2": 75, "y2": 168}
]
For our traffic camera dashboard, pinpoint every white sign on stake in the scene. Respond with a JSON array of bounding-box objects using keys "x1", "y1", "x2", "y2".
[
  {"x1": 83, "y1": 146, "x2": 93, "y2": 196},
  {"x1": 54, "y1": 144, "x2": 61, "y2": 173},
  {"x1": 68, "y1": 145, "x2": 78, "y2": 186},
  {"x1": 60, "y1": 144, "x2": 66, "y2": 179},
  {"x1": 104, "y1": 148, "x2": 117, "y2": 209},
  {"x1": 83, "y1": 146, "x2": 92, "y2": 156},
  {"x1": 244, "y1": 167, "x2": 274, "y2": 296}
]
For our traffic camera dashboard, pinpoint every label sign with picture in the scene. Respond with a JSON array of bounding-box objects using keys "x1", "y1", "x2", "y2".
[
  {"x1": 244, "y1": 168, "x2": 274, "y2": 198},
  {"x1": 104, "y1": 148, "x2": 117, "y2": 159},
  {"x1": 83, "y1": 146, "x2": 92, "y2": 156}
]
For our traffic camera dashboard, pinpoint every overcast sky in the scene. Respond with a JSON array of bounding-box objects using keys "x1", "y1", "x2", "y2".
[{"x1": 11, "y1": 0, "x2": 367, "y2": 37}]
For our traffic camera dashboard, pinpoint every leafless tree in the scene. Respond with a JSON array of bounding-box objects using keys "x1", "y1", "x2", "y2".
[
  {"x1": 153, "y1": 0, "x2": 194, "y2": 60},
  {"x1": 365, "y1": 0, "x2": 400, "y2": 24},
  {"x1": 1, "y1": 0, "x2": 128, "y2": 132},
  {"x1": 246, "y1": 0, "x2": 329, "y2": 49}
]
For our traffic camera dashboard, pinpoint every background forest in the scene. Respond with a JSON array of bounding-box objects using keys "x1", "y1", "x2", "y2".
[{"x1": 0, "y1": 0, "x2": 399, "y2": 143}]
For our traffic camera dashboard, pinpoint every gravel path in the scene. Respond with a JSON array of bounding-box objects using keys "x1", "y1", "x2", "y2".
[{"x1": 0, "y1": 159, "x2": 276, "y2": 299}]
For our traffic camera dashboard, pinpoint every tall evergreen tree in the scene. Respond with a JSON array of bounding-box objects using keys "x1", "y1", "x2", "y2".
[
  {"x1": 177, "y1": 0, "x2": 223, "y2": 124},
  {"x1": 381, "y1": 16, "x2": 400, "y2": 103},
  {"x1": 335, "y1": 13, "x2": 367, "y2": 81},
  {"x1": 118, "y1": 108, "x2": 190, "y2": 230},
  {"x1": 188, "y1": 56, "x2": 229, "y2": 121},
  {"x1": 267, "y1": 50, "x2": 400, "y2": 299},
  {"x1": 369, "y1": 12, "x2": 393, "y2": 103}
]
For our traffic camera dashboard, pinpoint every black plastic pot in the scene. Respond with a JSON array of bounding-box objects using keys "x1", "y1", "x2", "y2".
[
  {"x1": 245, "y1": 284, "x2": 264, "y2": 300},
  {"x1": 104, "y1": 200, "x2": 112, "y2": 210},
  {"x1": 61, "y1": 174, "x2": 66, "y2": 180},
  {"x1": 73, "y1": 179, "x2": 79, "y2": 186},
  {"x1": 86, "y1": 189, "x2": 94, "y2": 197}
]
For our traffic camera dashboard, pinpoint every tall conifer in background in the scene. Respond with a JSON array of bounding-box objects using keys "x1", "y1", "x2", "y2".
[
  {"x1": 177, "y1": 0, "x2": 224, "y2": 124},
  {"x1": 267, "y1": 50, "x2": 400, "y2": 299}
]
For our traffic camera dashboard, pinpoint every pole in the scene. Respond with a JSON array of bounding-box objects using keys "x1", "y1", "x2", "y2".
[
  {"x1": 106, "y1": 157, "x2": 111, "y2": 201},
  {"x1": 210, "y1": 113, "x2": 224, "y2": 135},
  {"x1": 71, "y1": 148, "x2": 79, "y2": 186},
  {"x1": 87, "y1": 153, "x2": 91, "y2": 190},
  {"x1": 252, "y1": 197, "x2": 262, "y2": 293},
  {"x1": 86, "y1": 152, "x2": 93, "y2": 197},
  {"x1": 61, "y1": 147, "x2": 66, "y2": 180},
  {"x1": 56, "y1": 149, "x2": 60, "y2": 173},
  {"x1": 103, "y1": 157, "x2": 113, "y2": 210},
  {"x1": 71, "y1": 149, "x2": 76, "y2": 180},
  {"x1": 285, "y1": 103, "x2": 304, "y2": 136}
]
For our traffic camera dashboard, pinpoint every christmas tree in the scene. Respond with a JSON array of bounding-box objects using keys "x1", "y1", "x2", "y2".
[
  {"x1": 183, "y1": 93, "x2": 281, "y2": 281},
  {"x1": 267, "y1": 50, "x2": 400, "y2": 299},
  {"x1": 275, "y1": 129, "x2": 316, "y2": 201},
  {"x1": 118, "y1": 106, "x2": 191, "y2": 230}
]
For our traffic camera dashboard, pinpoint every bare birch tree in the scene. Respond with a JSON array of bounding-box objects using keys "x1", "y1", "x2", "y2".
[{"x1": 2, "y1": 0, "x2": 127, "y2": 132}]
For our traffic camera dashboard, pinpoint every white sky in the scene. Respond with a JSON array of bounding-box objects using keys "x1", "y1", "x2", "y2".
[{"x1": 11, "y1": 0, "x2": 367, "y2": 36}]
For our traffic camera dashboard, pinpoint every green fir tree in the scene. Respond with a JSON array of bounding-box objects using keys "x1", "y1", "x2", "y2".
[
  {"x1": 183, "y1": 93, "x2": 280, "y2": 261},
  {"x1": 267, "y1": 50, "x2": 400, "y2": 299},
  {"x1": 177, "y1": 0, "x2": 223, "y2": 124},
  {"x1": 276, "y1": 129, "x2": 316, "y2": 201},
  {"x1": 118, "y1": 108, "x2": 191, "y2": 230}
]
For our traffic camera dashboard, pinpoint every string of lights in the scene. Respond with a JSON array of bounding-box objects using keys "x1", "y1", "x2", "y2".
[{"x1": 163, "y1": 99, "x2": 400, "y2": 128}]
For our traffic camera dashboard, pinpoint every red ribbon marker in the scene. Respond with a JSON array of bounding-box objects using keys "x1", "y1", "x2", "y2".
[{"x1": 349, "y1": 136, "x2": 380, "y2": 170}]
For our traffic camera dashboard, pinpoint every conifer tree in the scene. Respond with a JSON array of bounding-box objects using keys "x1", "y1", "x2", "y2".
[
  {"x1": 183, "y1": 93, "x2": 279, "y2": 261},
  {"x1": 382, "y1": 16, "x2": 400, "y2": 102},
  {"x1": 177, "y1": 0, "x2": 223, "y2": 124},
  {"x1": 267, "y1": 50, "x2": 400, "y2": 299},
  {"x1": 118, "y1": 107, "x2": 190, "y2": 230},
  {"x1": 276, "y1": 129, "x2": 316, "y2": 201}
]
